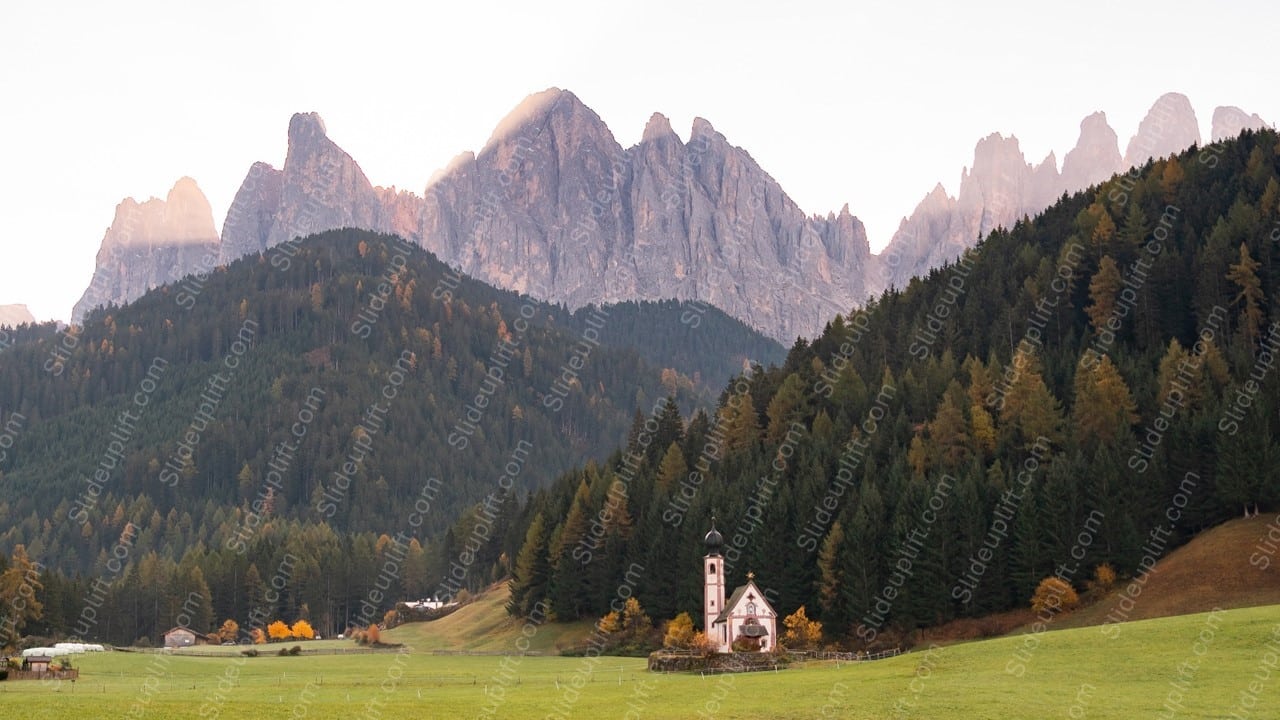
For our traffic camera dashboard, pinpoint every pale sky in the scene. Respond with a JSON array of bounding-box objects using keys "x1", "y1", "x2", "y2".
[{"x1": 2, "y1": 0, "x2": 1275, "y2": 321}]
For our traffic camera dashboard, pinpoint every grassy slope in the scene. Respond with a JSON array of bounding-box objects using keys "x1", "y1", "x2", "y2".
[
  {"x1": 382, "y1": 582, "x2": 596, "y2": 654},
  {"x1": 5, "y1": 606, "x2": 1279, "y2": 719},
  {"x1": 397, "y1": 514, "x2": 1280, "y2": 651},
  {"x1": 1054, "y1": 513, "x2": 1280, "y2": 630}
]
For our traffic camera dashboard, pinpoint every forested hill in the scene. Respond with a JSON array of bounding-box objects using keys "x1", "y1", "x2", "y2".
[
  {"x1": 0, "y1": 228, "x2": 786, "y2": 641},
  {"x1": 503, "y1": 130, "x2": 1280, "y2": 646}
]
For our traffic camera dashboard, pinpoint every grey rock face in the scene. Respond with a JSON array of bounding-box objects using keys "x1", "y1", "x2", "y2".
[
  {"x1": 880, "y1": 97, "x2": 1195, "y2": 289},
  {"x1": 72, "y1": 178, "x2": 221, "y2": 322},
  {"x1": 1061, "y1": 112, "x2": 1122, "y2": 191},
  {"x1": 420, "y1": 89, "x2": 873, "y2": 340},
  {"x1": 219, "y1": 162, "x2": 283, "y2": 262},
  {"x1": 1211, "y1": 106, "x2": 1269, "y2": 142},
  {"x1": 265, "y1": 113, "x2": 389, "y2": 248},
  {"x1": 880, "y1": 133, "x2": 1061, "y2": 288},
  {"x1": 73, "y1": 89, "x2": 1266, "y2": 339},
  {"x1": 1123, "y1": 92, "x2": 1200, "y2": 168}
]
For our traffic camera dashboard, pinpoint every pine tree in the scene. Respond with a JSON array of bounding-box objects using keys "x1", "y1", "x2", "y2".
[
  {"x1": 1085, "y1": 256, "x2": 1123, "y2": 333},
  {"x1": 1070, "y1": 355, "x2": 1138, "y2": 452},
  {"x1": 654, "y1": 443, "x2": 688, "y2": 494},
  {"x1": 507, "y1": 514, "x2": 550, "y2": 617},
  {"x1": 1227, "y1": 243, "x2": 1265, "y2": 345},
  {"x1": 815, "y1": 521, "x2": 845, "y2": 623},
  {"x1": 0, "y1": 545, "x2": 43, "y2": 645}
]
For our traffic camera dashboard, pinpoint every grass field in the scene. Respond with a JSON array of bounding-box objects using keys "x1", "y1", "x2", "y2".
[
  {"x1": 383, "y1": 582, "x2": 596, "y2": 653},
  {"x1": 3, "y1": 605, "x2": 1278, "y2": 719}
]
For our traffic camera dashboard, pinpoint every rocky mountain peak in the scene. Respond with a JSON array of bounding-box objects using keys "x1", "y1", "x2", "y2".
[
  {"x1": 1061, "y1": 111, "x2": 1121, "y2": 190},
  {"x1": 0, "y1": 304, "x2": 35, "y2": 327},
  {"x1": 690, "y1": 117, "x2": 721, "y2": 141},
  {"x1": 270, "y1": 112, "x2": 387, "y2": 249},
  {"x1": 482, "y1": 87, "x2": 591, "y2": 152},
  {"x1": 1124, "y1": 92, "x2": 1200, "y2": 168},
  {"x1": 1212, "y1": 106, "x2": 1269, "y2": 142},
  {"x1": 288, "y1": 112, "x2": 327, "y2": 143},
  {"x1": 72, "y1": 178, "x2": 222, "y2": 322},
  {"x1": 102, "y1": 178, "x2": 219, "y2": 249},
  {"x1": 641, "y1": 112, "x2": 678, "y2": 143}
]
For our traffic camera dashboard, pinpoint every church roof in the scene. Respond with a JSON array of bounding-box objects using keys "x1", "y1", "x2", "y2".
[{"x1": 712, "y1": 578, "x2": 775, "y2": 624}]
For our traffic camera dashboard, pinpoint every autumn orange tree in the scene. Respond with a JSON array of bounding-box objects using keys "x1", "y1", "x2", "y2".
[
  {"x1": 291, "y1": 620, "x2": 315, "y2": 640},
  {"x1": 217, "y1": 619, "x2": 240, "y2": 644},
  {"x1": 662, "y1": 612, "x2": 696, "y2": 649},
  {"x1": 1087, "y1": 563, "x2": 1117, "y2": 595},
  {"x1": 267, "y1": 620, "x2": 291, "y2": 641},
  {"x1": 599, "y1": 597, "x2": 655, "y2": 654},
  {"x1": 1031, "y1": 577, "x2": 1080, "y2": 615},
  {"x1": 250, "y1": 628, "x2": 266, "y2": 645},
  {"x1": 782, "y1": 605, "x2": 823, "y2": 650}
]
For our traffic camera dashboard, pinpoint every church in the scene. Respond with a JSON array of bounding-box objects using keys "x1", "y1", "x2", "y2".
[{"x1": 702, "y1": 520, "x2": 778, "y2": 653}]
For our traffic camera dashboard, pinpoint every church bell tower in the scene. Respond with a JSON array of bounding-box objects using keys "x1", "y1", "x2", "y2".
[{"x1": 703, "y1": 518, "x2": 726, "y2": 651}]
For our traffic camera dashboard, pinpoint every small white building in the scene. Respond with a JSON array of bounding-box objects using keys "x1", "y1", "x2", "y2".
[{"x1": 702, "y1": 520, "x2": 778, "y2": 653}]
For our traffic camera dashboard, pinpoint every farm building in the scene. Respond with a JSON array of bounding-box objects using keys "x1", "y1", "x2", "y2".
[
  {"x1": 24, "y1": 655, "x2": 52, "y2": 673},
  {"x1": 163, "y1": 626, "x2": 215, "y2": 648}
]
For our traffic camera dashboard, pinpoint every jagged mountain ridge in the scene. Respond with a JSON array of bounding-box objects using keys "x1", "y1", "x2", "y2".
[
  {"x1": 877, "y1": 92, "x2": 1271, "y2": 288},
  {"x1": 73, "y1": 90, "x2": 1271, "y2": 337},
  {"x1": 418, "y1": 91, "x2": 874, "y2": 341}
]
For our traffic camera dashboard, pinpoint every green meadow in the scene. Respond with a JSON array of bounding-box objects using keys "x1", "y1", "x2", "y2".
[{"x1": 3, "y1": 606, "x2": 1278, "y2": 719}]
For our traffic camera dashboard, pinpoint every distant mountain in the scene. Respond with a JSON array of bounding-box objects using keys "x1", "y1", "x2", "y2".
[
  {"x1": 1123, "y1": 92, "x2": 1201, "y2": 168},
  {"x1": 70, "y1": 90, "x2": 1270, "y2": 340},
  {"x1": 1212, "y1": 106, "x2": 1270, "y2": 142},
  {"x1": 71, "y1": 177, "x2": 220, "y2": 322},
  {"x1": 0, "y1": 304, "x2": 34, "y2": 327},
  {"x1": 879, "y1": 94, "x2": 1268, "y2": 288},
  {"x1": 419, "y1": 90, "x2": 873, "y2": 342}
]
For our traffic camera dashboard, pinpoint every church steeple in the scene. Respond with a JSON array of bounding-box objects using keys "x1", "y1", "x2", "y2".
[
  {"x1": 703, "y1": 517, "x2": 728, "y2": 652},
  {"x1": 703, "y1": 516, "x2": 724, "y2": 556}
]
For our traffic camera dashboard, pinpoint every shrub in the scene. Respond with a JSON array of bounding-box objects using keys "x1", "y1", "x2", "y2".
[
  {"x1": 1031, "y1": 576, "x2": 1080, "y2": 615},
  {"x1": 782, "y1": 606, "x2": 823, "y2": 650},
  {"x1": 267, "y1": 620, "x2": 291, "y2": 641},
  {"x1": 240, "y1": 648, "x2": 259, "y2": 658},
  {"x1": 0, "y1": 669, "x2": 8, "y2": 681},
  {"x1": 1088, "y1": 563, "x2": 1117, "y2": 595},
  {"x1": 290, "y1": 620, "x2": 315, "y2": 640},
  {"x1": 662, "y1": 612, "x2": 697, "y2": 649},
  {"x1": 134, "y1": 635, "x2": 152, "y2": 648},
  {"x1": 289, "y1": 645, "x2": 302, "y2": 656}
]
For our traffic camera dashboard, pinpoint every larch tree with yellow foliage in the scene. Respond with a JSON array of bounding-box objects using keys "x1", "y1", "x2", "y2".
[
  {"x1": 291, "y1": 619, "x2": 315, "y2": 640},
  {"x1": 267, "y1": 620, "x2": 291, "y2": 641}
]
